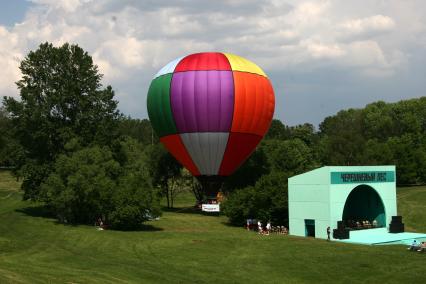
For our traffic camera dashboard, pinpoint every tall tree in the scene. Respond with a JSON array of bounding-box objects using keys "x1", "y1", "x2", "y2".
[
  {"x1": 41, "y1": 140, "x2": 161, "y2": 228},
  {"x1": 144, "y1": 144, "x2": 182, "y2": 208},
  {"x1": 3, "y1": 42, "x2": 120, "y2": 200},
  {"x1": 0, "y1": 106, "x2": 11, "y2": 166},
  {"x1": 319, "y1": 109, "x2": 365, "y2": 166},
  {"x1": 118, "y1": 117, "x2": 158, "y2": 145},
  {"x1": 0, "y1": 106, "x2": 24, "y2": 169},
  {"x1": 265, "y1": 119, "x2": 291, "y2": 140},
  {"x1": 262, "y1": 138, "x2": 318, "y2": 177},
  {"x1": 223, "y1": 146, "x2": 270, "y2": 192}
]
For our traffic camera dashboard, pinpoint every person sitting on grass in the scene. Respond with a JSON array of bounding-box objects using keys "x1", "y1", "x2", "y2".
[
  {"x1": 283, "y1": 226, "x2": 288, "y2": 235},
  {"x1": 366, "y1": 220, "x2": 372, "y2": 228},
  {"x1": 363, "y1": 221, "x2": 368, "y2": 228},
  {"x1": 417, "y1": 242, "x2": 426, "y2": 252},
  {"x1": 407, "y1": 240, "x2": 419, "y2": 251},
  {"x1": 356, "y1": 221, "x2": 361, "y2": 229}
]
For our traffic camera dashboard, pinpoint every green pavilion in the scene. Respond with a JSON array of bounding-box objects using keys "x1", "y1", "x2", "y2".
[
  {"x1": 288, "y1": 166, "x2": 397, "y2": 240},
  {"x1": 289, "y1": 166, "x2": 426, "y2": 245}
]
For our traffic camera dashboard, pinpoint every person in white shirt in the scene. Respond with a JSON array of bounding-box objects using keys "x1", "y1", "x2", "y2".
[
  {"x1": 407, "y1": 240, "x2": 419, "y2": 251},
  {"x1": 266, "y1": 221, "x2": 271, "y2": 235}
]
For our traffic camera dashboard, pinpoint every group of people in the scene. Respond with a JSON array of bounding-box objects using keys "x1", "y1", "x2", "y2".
[
  {"x1": 345, "y1": 219, "x2": 378, "y2": 230},
  {"x1": 246, "y1": 219, "x2": 288, "y2": 235},
  {"x1": 407, "y1": 240, "x2": 426, "y2": 252}
]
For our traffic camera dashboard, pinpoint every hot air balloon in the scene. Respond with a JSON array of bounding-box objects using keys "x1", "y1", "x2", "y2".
[{"x1": 147, "y1": 52, "x2": 275, "y2": 198}]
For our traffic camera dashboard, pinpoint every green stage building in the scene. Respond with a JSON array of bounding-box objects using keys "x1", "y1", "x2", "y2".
[{"x1": 288, "y1": 166, "x2": 397, "y2": 240}]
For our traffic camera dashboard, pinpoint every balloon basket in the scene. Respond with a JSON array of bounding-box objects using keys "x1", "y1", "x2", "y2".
[{"x1": 196, "y1": 176, "x2": 225, "y2": 213}]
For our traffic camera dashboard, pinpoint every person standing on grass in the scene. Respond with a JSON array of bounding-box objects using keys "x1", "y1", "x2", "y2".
[
  {"x1": 327, "y1": 226, "x2": 331, "y2": 241},
  {"x1": 266, "y1": 221, "x2": 271, "y2": 235},
  {"x1": 258, "y1": 221, "x2": 263, "y2": 235},
  {"x1": 247, "y1": 219, "x2": 251, "y2": 231}
]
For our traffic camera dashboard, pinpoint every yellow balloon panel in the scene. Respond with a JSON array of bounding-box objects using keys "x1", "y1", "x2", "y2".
[{"x1": 223, "y1": 53, "x2": 267, "y2": 77}]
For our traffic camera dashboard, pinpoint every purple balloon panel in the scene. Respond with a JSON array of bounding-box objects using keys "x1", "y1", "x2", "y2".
[{"x1": 171, "y1": 71, "x2": 234, "y2": 133}]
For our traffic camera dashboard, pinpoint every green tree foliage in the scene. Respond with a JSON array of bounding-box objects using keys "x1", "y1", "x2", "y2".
[
  {"x1": 290, "y1": 123, "x2": 317, "y2": 146},
  {"x1": 41, "y1": 146, "x2": 119, "y2": 223},
  {"x1": 223, "y1": 97, "x2": 426, "y2": 226},
  {"x1": 223, "y1": 146, "x2": 270, "y2": 192},
  {"x1": 167, "y1": 168, "x2": 194, "y2": 208},
  {"x1": 0, "y1": 107, "x2": 24, "y2": 169},
  {"x1": 262, "y1": 138, "x2": 318, "y2": 176},
  {"x1": 265, "y1": 119, "x2": 291, "y2": 140},
  {"x1": 222, "y1": 138, "x2": 316, "y2": 225},
  {"x1": 319, "y1": 97, "x2": 426, "y2": 185},
  {"x1": 42, "y1": 139, "x2": 161, "y2": 229},
  {"x1": 386, "y1": 134, "x2": 426, "y2": 184},
  {"x1": 0, "y1": 107, "x2": 8, "y2": 164},
  {"x1": 319, "y1": 108, "x2": 365, "y2": 165},
  {"x1": 222, "y1": 172, "x2": 289, "y2": 226},
  {"x1": 3, "y1": 42, "x2": 120, "y2": 200},
  {"x1": 144, "y1": 144, "x2": 182, "y2": 208},
  {"x1": 119, "y1": 116, "x2": 158, "y2": 145}
]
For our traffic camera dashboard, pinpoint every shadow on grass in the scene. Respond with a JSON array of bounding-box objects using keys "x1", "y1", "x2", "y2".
[
  {"x1": 16, "y1": 205, "x2": 164, "y2": 232},
  {"x1": 162, "y1": 206, "x2": 221, "y2": 217},
  {"x1": 16, "y1": 205, "x2": 55, "y2": 219},
  {"x1": 113, "y1": 224, "x2": 164, "y2": 232},
  {"x1": 220, "y1": 221, "x2": 242, "y2": 228}
]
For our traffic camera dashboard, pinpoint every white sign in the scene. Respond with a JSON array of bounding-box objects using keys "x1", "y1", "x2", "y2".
[{"x1": 202, "y1": 204, "x2": 220, "y2": 212}]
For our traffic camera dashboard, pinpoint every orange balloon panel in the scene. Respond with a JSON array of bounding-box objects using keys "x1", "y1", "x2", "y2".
[
  {"x1": 231, "y1": 72, "x2": 275, "y2": 136},
  {"x1": 160, "y1": 134, "x2": 200, "y2": 176}
]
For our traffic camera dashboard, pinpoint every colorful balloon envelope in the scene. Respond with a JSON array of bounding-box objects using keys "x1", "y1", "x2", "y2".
[{"x1": 147, "y1": 52, "x2": 275, "y2": 177}]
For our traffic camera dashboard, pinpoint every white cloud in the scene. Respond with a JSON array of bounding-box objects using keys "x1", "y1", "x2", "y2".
[
  {"x1": 0, "y1": 0, "x2": 425, "y2": 124},
  {"x1": 29, "y1": 0, "x2": 88, "y2": 13},
  {"x1": 304, "y1": 41, "x2": 345, "y2": 59},
  {"x1": 341, "y1": 15, "x2": 396, "y2": 36},
  {"x1": 0, "y1": 26, "x2": 23, "y2": 97}
]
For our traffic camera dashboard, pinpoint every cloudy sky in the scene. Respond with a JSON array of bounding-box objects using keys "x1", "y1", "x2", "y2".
[{"x1": 0, "y1": 0, "x2": 425, "y2": 126}]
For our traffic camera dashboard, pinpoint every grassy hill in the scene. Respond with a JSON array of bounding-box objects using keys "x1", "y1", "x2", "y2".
[
  {"x1": 397, "y1": 185, "x2": 426, "y2": 232},
  {"x1": 0, "y1": 170, "x2": 425, "y2": 283}
]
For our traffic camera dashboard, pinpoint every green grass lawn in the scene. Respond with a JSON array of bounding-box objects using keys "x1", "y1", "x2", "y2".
[
  {"x1": 397, "y1": 186, "x2": 426, "y2": 232},
  {"x1": 0, "y1": 170, "x2": 425, "y2": 283}
]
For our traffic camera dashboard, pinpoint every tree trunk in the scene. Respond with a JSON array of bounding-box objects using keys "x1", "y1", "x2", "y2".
[
  {"x1": 166, "y1": 185, "x2": 170, "y2": 208},
  {"x1": 170, "y1": 178, "x2": 175, "y2": 208}
]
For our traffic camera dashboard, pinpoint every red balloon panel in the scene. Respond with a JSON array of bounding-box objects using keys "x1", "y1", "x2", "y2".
[
  {"x1": 218, "y1": 132, "x2": 263, "y2": 176},
  {"x1": 174, "y1": 52, "x2": 231, "y2": 72},
  {"x1": 160, "y1": 134, "x2": 200, "y2": 176}
]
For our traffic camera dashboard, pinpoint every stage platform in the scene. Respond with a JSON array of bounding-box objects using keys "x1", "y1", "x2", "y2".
[{"x1": 335, "y1": 228, "x2": 426, "y2": 245}]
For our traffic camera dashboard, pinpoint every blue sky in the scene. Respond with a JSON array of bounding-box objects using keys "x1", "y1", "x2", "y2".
[
  {"x1": 0, "y1": 0, "x2": 425, "y2": 126},
  {"x1": 0, "y1": 0, "x2": 30, "y2": 26}
]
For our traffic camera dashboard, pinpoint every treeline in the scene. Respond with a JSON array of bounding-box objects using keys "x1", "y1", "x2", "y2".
[
  {"x1": 223, "y1": 98, "x2": 426, "y2": 225},
  {"x1": 223, "y1": 97, "x2": 426, "y2": 224},
  {"x1": 318, "y1": 100, "x2": 426, "y2": 184},
  {"x1": 1, "y1": 42, "x2": 426, "y2": 229}
]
